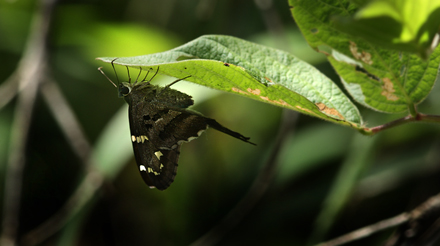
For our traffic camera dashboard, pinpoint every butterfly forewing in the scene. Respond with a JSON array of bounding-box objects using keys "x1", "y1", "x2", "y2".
[{"x1": 128, "y1": 104, "x2": 180, "y2": 190}]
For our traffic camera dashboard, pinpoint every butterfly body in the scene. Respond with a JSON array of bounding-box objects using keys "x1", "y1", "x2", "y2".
[{"x1": 117, "y1": 71, "x2": 254, "y2": 190}]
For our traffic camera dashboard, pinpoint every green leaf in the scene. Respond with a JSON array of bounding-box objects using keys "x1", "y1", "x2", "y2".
[
  {"x1": 97, "y1": 35, "x2": 363, "y2": 128},
  {"x1": 92, "y1": 105, "x2": 132, "y2": 179},
  {"x1": 341, "y1": 0, "x2": 440, "y2": 59},
  {"x1": 290, "y1": 0, "x2": 440, "y2": 114}
]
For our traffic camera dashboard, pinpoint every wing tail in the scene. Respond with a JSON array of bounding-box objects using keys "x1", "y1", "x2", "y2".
[{"x1": 205, "y1": 118, "x2": 256, "y2": 146}]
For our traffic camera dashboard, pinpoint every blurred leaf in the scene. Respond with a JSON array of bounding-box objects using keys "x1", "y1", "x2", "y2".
[
  {"x1": 276, "y1": 123, "x2": 353, "y2": 185},
  {"x1": 334, "y1": 0, "x2": 440, "y2": 59},
  {"x1": 310, "y1": 133, "x2": 377, "y2": 242},
  {"x1": 0, "y1": 1, "x2": 33, "y2": 54},
  {"x1": 54, "y1": 5, "x2": 181, "y2": 60},
  {"x1": 290, "y1": 0, "x2": 440, "y2": 114},
  {"x1": 98, "y1": 35, "x2": 363, "y2": 128},
  {"x1": 92, "y1": 104, "x2": 132, "y2": 179},
  {"x1": 249, "y1": 27, "x2": 328, "y2": 65}
]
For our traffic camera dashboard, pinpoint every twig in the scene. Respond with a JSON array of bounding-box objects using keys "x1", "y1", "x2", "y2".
[
  {"x1": 385, "y1": 192, "x2": 440, "y2": 246},
  {"x1": 315, "y1": 213, "x2": 409, "y2": 246},
  {"x1": 18, "y1": 75, "x2": 98, "y2": 246},
  {"x1": 316, "y1": 192, "x2": 440, "y2": 246},
  {"x1": 0, "y1": 0, "x2": 57, "y2": 245},
  {"x1": 362, "y1": 113, "x2": 440, "y2": 135},
  {"x1": 0, "y1": 73, "x2": 19, "y2": 109},
  {"x1": 0, "y1": 67, "x2": 42, "y2": 246},
  {"x1": 190, "y1": 109, "x2": 299, "y2": 246},
  {"x1": 40, "y1": 78, "x2": 92, "y2": 165}
]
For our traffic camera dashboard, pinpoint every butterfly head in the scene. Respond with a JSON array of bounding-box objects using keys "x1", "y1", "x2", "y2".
[{"x1": 118, "y1": 82, "x2": 132, "y2": 98}]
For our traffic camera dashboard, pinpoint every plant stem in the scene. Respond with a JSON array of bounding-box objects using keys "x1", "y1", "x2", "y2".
[{"x1": 361, "y1": 113, "x2": 440, "y2": 135}]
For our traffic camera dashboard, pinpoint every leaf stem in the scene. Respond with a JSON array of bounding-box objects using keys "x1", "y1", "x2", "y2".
[{"x1": 361, "y1": 113, "x2": 440, "y2": 135}]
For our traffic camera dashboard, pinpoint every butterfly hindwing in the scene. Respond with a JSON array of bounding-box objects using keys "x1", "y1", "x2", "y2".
[{"x1": 128, "y1": 96, "x2": 211, "y2": 190}]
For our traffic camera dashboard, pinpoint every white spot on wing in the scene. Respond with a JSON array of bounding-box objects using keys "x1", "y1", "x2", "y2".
[
  {"x1": 140, "y1": 165, "x2": 147, "y2": 172},
  {"x1": 177, "y1": 128, "x2": 207, "y2": 146},
  {"x1": 131, "y1": 135, "x2": 136, "y2": 142},
  {"x1": 187, "y1": 136, "x2": 197, "y2": 142}
]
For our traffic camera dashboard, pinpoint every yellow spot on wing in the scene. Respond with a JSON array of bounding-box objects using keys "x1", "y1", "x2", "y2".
[
  {"x1": 133, "y1": 135, "x2": 149, "y2": 143},
  {"x1": 147, "y1": 167, "x2": 160, "y2": 175},
  {"x1": 154, "y1": 151, "x2": 163, "y2": 160}
]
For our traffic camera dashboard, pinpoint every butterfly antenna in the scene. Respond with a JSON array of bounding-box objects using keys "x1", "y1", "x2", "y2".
[
  {"x1": 164, "y1": 75, "x2": 191, "y2": 89},
  {"x1": 157, "y1": 75, "x2": 191, "y2": 97},
  {"x1": 98, "y1": 67, "x2": 117, "y2": 88}
]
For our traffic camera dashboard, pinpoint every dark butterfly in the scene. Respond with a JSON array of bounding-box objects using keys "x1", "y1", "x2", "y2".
[{"x1": 99, "y1": 60, "x2": 255, "y2": 190}]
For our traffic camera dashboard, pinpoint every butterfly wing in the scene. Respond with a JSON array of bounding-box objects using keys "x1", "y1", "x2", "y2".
[
  {"x1": 128, "y1": 98, "x2": 212, "y2": 190},
  {"x1": 125, "y1": 83, "x2": 254, "y2": 190},
  {"x1": 128, "y1": 103, "x2": 182, "y2": 190}
]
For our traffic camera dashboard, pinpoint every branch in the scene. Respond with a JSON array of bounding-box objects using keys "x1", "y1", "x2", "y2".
[
  {"x1": 316, "y1": 192, "x2": 440, "y2": 246},
  {"x1": 0, "y1": 0, "x2": 57, "y2": 245},
  {"x1": 19, "y1": 77, "x2": 100, "y2": 246},
  {"x1": 40, "y1": 78, "x2": 92, "y2": 165},
  {"x1": 315, "y1": 213, "x2": 409, "y2": 246},
  {"x1": 190, "y1": 110, "x2": 299, "y2": 246},
  {"x1": 361, "y1": 113, "x2": 440, "y2": 135}
]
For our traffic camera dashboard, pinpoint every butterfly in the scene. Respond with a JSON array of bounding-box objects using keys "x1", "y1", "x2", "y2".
[{"x1": 99, "y1": 59, "x2": 255, "y2": 190}]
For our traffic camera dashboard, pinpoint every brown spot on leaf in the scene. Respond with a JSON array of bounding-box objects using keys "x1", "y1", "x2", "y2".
[
  {"x1": 260, "y1": 96, "x2": 291, "y2": 107},
  {"x1": 381, "y1": 78, "x2": 399, "y2": 101},
  {"x1": 232, "y1": 87, "x2": 249, "y2": 95},
  {"x1": 349, "y1": 41, "x2": 373, "y2": 65},
  {"x1": 247, "y1": 88, "x2": 261, "y2": 95},
  {"x1": 316, "y1": 103, "x2": 345, "y2": 120}
]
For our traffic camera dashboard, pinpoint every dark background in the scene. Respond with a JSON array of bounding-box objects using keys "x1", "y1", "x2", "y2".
[{"x1": 1, "y1": 0, "x2": 440, "y2": 245}]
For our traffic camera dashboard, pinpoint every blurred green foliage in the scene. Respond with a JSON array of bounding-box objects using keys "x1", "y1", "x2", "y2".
[{"x1": 0, "y1": 0, "x2": 440, "y2": 246}]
